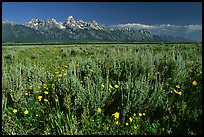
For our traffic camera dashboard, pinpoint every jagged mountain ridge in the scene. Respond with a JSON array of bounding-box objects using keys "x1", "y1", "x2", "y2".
[
  {"x1": 26, "y1": 16, "x2": 105, "y2": 31},
  {"x1": 2, "y1": 16, "x2": 192, "y2": 43}
]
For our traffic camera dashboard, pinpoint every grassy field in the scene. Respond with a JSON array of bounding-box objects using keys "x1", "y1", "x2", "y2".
[{"x1": 2, "y1": 43, "x2": 202, "y2": 135}]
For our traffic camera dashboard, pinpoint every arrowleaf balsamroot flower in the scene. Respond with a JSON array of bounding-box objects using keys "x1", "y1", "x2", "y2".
[
  {"x1": 97, "y1": 107, "x2": 102, "y2": 113},
  {"x1": 192, "y1": 80, "x2": 197, "y2": 86},
  {"x1": 101, "y1": 84, "x2": 105, "y2": 88},
  {"x1": 176, "y1": 85, "x2": 180, "y2": 89},
  {"x1": 112, "y1": 112, "x2": 120, "y2": 119},
  {"x1": 129, "y1": 117, "x2": 133, "y2": 123},
  {"x1": 44, "y1": 91, "x2": 49, "y2": 95},
  {"x1": 55, "y1": 71, "x2": 59, "y2": 75},
  {"x1": 13, "y1": 109, "x2": 17, "y2": 113},
  {"x1": 24, "y1": 110, "x2": 29, "y2": 115},
  {"x1": 38, "y1": 96, "x2": 42, "y2": 101},
  {"x1": 90, "y1": 118, "x2": 94, "y2": 124},
  {"x1": 177, "y1": 92, "x2": 182, "y2": 95},
  {"x1": 29, "y1": 86, "x2": 33, "y2": 90},
  {"x1": 109, "y1": 84, "x2": 113, "y2": 89},
  {"x1": 43, "y1": 84, "x2": 47, "y2": 88},
  {"x1": 114, "y1": 84, "x2": 119, "y2": 89}
]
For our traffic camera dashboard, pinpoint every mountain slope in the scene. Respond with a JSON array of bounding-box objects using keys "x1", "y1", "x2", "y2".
[
  {"x1": 2, "y1": 22, "x2": 48, "y2": 43},
  {"x1": 2, "y1": 16, "x2": 193, "y2": 43}
]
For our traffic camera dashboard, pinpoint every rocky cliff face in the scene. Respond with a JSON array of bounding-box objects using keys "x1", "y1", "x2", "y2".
[
  {"x1": 139, "y1": 29, "x2": 152, "y2": 37},
  {"x1": 26, "y1": 16, "x2": 104, "y2": 31}
]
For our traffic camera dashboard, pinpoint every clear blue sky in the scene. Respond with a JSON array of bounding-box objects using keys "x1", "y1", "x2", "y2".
[{"x1": 2, "y1": 2, "x2": 202, "y2": 26}]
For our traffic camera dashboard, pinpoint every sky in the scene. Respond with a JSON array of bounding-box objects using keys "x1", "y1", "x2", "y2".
[
  {"x1": 2, "y1": 2, "x2": 202, "y2": 41},
  {"x1": 2, "y1": 2, "x2": 202, "y2": 26}
]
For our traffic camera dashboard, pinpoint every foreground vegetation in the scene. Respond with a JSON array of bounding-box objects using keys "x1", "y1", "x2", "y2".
[{"x1": 2, "y1": 43, "x2": 202, "y2": 135}]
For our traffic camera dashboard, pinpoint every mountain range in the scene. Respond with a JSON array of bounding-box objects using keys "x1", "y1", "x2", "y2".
[{"x1": 2, "y1": 16, "x2": 193, "y2": 43}]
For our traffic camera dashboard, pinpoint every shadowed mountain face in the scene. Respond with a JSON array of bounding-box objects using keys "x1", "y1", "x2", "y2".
[{"x1": 2, "y1": 16, "x2": 193, "y2": 43}]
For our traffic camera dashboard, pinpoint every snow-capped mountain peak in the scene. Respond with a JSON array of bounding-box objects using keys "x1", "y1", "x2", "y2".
[
  {"x1": 139, "y1": 29, "x2": 152, "y2": 37},
  {"x1": 26, "y1": 16, "x2": 106, "y2": 30}
]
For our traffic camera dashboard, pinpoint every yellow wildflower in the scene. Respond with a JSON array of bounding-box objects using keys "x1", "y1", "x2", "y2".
[
  {"x1": 126, "y1": 123, "x2": 129, "y2": 126},
  {"x1": 43, "y1": 84, "x2": 47, "y2": 88},
  {"x1": 58, "y1": 74, "x2": 62, "y2": 77},
  {"x1": 109, "y1": 84, "x2": 113, "y2": 89},
  {"x1": 55, "y1": 98, "x2": 59, "y2": 102},
  {"x1": 115, "y1": 121, "x2": 119, "y2": 125},
  {"x1": 25, "y1": 92, "x2": 28, "y2": 96},
  {"x1": 13, "y1": 109, "x2": 17, "y2": 113},
  {"x1": 29, "y1": 86, "x2": 33, "y2": 90},
  {"x1": 44, "y1": 99, "x2": 48, "y2": 102},
  {"x1": 97, "y1": 107, "x2": 102, "y2": 113},
  {"x1": 192, "y1": 80, "x2": 197, "y2": 86},
  {"x1": 143, "y1": 113, "x2": 146, "y2": 116},
  {"x1": 129, "y1": 117, "x2": 133, "y2": 123},
  {"x1": 133, "y1": 113, "x2": 136, "y2": 117},
  {"x1": 114, "y1": 84, "x2": 119, "y2": 89},
  {"x1": 52, "y1": 84, "x2": 55, "y2": 87},
  {"x1": 177, "y1": 92, "x2": 182, "y2": 95},
  {"x1": 36, "y1": 114, "x2": 39, "y2": 117},
  {"x1": 112, "y1": 112, "x2": 120, "y2": 119},
  {"x1": 44, "y1": 91, "x2": 49, "y2": 95},
  {"x1": 75, "y1": 64, "x2": 79, "y2": 67},
  {"x1": 101, "y1": 84, "x2": 105, "y2": 88},
  {"x1": 176, "y1": 85, "x2": 180, "y2": 89},
  {"x1": 55, "y1": 71, "x2": 59, "y2": 75},
  {"x1": 24, "y1": 110, "x2": 29, "y2": 115},
  {"x1": 133, "y1": 125, "x2": 137, "y2": 129},
  {"x1": 173, "y1": 89, "x2": 177, "y2": 93},
  {"x1": 38, "y1": 96, "x2": 42, "y2": 101},
  {"x1": 139, "y1": 113, "x2": 142, "y2": 117},
  {"x1": 90, "y1": 118, "x2": 94, "y2": 124},
  {"x1": 89, "y1": 69, "x2": 94, "y2": 73},
  {"x1": 65, "y1": 65, "x2": 68, "y2": 69}
]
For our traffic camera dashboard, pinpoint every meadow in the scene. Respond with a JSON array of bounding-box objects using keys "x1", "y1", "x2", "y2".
[{"x1": 2, "y1": 43, "x2": 202, "y2": 135}]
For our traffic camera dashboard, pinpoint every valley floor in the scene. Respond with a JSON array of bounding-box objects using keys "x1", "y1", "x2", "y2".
[{"x1": 2, "y1": 43, "x2": 202, "y2": 135}]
